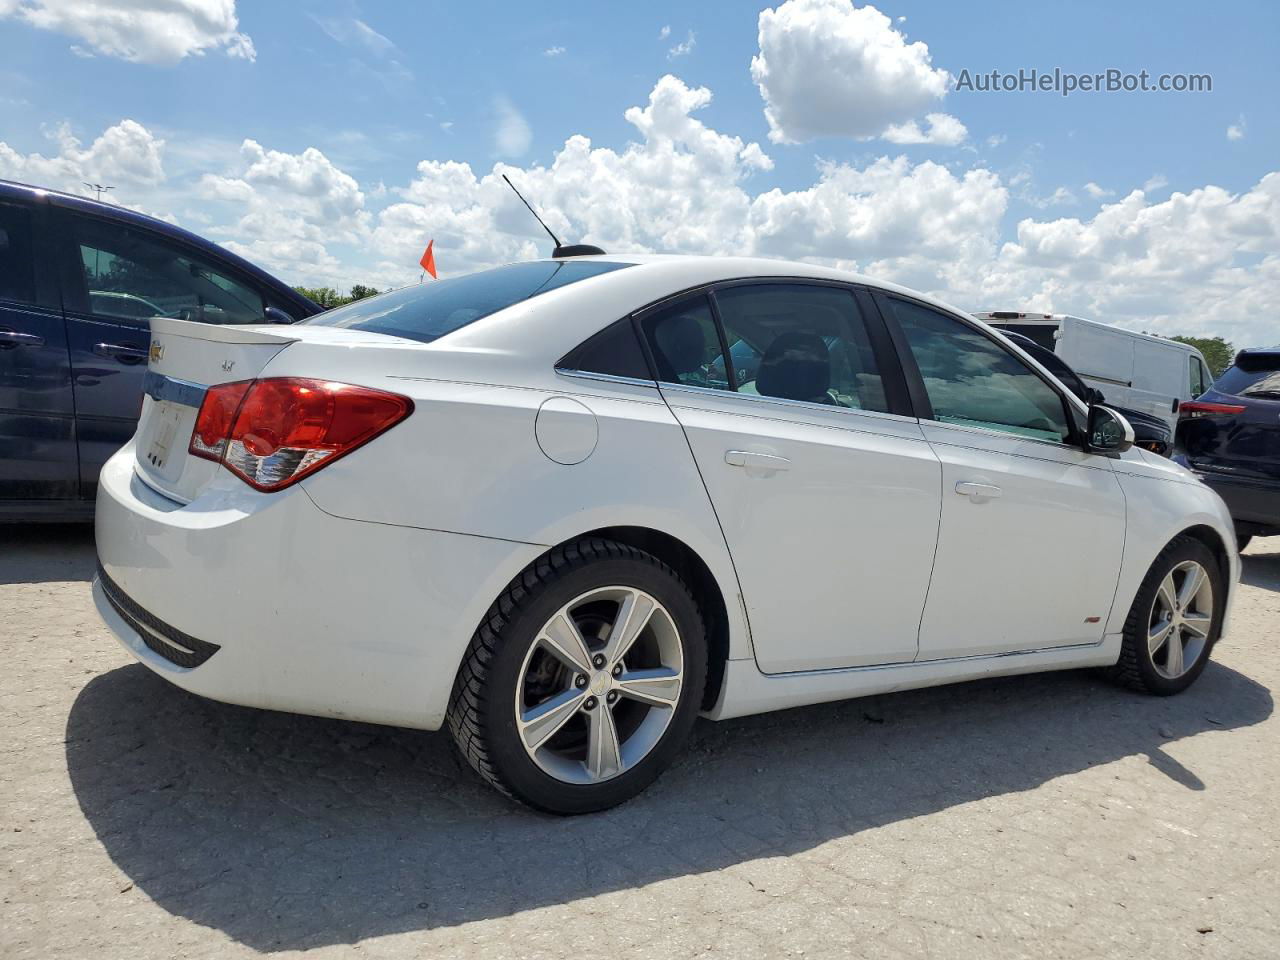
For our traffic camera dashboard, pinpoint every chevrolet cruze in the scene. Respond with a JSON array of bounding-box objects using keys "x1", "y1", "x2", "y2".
[{"x1": 92, "y1": 255, "x2": 1239, "y2": 813}]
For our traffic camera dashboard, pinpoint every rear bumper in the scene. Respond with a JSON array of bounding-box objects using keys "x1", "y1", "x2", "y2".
[
  {"x1": 1192, "y1": 470, "x2": 1280, "y2": 535},
  {"x1": 93, "y1": 444, "x2": 543, "y2": 730}
]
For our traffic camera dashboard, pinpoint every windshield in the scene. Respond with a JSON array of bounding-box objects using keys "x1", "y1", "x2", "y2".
[{"x1": 305, "y1": 260, "x2": 633, "y2": 344}]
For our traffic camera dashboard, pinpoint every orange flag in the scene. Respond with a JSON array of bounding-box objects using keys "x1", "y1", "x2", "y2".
[{"x1": 419, "y1": 239, "x2": 437, "y2": 279}]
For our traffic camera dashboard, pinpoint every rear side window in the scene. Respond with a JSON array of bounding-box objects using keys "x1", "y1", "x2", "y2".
[
  {"x1": 890, "y1": 298, "x2": 1071, "y2": 444},
  {"x1": 713, "y1": 284, "x2": 890, "y2": 411},
  {"x1": 558, "y1": 318, "x2": 652, "y2": 380},
  {"x1": 639, "y1": 296, "x2": 727, "y2": 389},
  {"x1": 307, "y1": 260, "x2": 633, "y2": 344},
  {"x1": 1216, "y1": 354, "x2": 1280, "y2": 399},
  {"x1": 0, "y1": 203, "x2": 36, "y2": 305}
]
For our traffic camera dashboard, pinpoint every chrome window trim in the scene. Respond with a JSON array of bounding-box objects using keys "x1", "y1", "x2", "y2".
[
  {"x1": 657, "y1": 380, "x2": 921, "y2": 427},
  {"x1": 554, "y1": 367, "x2": 659, "y2": 389}
]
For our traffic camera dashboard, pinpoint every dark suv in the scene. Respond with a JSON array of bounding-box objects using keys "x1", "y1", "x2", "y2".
[
  {"x1": 1176, "y1": 348, "x2": 1280, "y2": 549},
  {"x1": 0, "y1": 179, "x2": 320, "y2": 521}
]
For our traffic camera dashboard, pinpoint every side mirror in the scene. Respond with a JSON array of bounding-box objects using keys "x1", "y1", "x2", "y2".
[
  {"x1": 264, "y1": 306, "x2": 297, "y2": 325},
  {"x1": 1086, "y1": 404, "x2": 1134, "y2": 454},
  {"x1": 1085, "y1": 386, "x2": 1106, "y2": 405}
]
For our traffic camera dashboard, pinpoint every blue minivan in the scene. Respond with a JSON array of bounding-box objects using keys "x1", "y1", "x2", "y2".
[{"x1": 0, "y1": 179, "x2": 321, "y2": 521}]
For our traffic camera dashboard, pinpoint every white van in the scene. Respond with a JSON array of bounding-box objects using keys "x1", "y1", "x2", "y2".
[{"x1": 974, "y1": 312, "x2": 1214, "y2": 430}]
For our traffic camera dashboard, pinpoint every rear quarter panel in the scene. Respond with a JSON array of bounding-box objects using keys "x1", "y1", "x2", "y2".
[{"x1": 274, "y1": 342, "x2": 754, "y2": 661}]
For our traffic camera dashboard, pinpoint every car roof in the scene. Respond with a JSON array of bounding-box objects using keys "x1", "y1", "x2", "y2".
[{"x1": 0, "y1": 178, "x2": 320, "y2": 316}]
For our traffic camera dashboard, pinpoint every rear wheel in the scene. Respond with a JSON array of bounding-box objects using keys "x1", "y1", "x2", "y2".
[
  {"x1": 1110, "y1": 536, "x2": 1224, "y2": 695},
  {"x1": 447, "y1": 538, "x2": 706, "y2": 814}
]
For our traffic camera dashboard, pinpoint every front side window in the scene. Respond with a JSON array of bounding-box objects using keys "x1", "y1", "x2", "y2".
[
  {"x1": 1191, "y1": 356, "x2": 1212, "y2": 397},
  {"x1": 712, "y1": 284, "x2": 889, "y2": 411},
  {"x1": 73, "y1": 216, "x2": 266, "y2": 325},
  {"x1": 890, "y1": 298, "x2": 1071, "y2": 443},
  {"x1": 0, "y1": 202, "x2": 36, "y2": 306}
]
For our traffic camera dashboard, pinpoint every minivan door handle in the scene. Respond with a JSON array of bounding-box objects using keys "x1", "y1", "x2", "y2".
[
  {"x1": 94, "y1": 342, "x2": 148, "y2": 365},
  {"x1": 0, "y1": 328, "x2": 44, "y2": 349},
  {"x1": 725, "y1": 450, "x2": 791, "y2": 474},
  {"x1": 955, "y1": 481, "x2": 1002, "y2": 503}
]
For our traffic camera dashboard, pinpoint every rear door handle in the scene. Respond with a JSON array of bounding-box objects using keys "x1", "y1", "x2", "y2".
[
  {"x1": 0, "y1": 329, "x2": 44, "y2": 349},
  {"x1": 725, "y1": 450, "x2": 791, "y2": 473},
  {"x1": 94, "y1": 342, "x2": 148, "y2": 365},
  {"x1": 955, "y1": 481, "x2": 1002, "y2": 503}
]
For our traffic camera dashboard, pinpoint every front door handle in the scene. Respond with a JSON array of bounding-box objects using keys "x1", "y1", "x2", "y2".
[
  {"x1": 955, "y1": 481, "x2": 1002, "y2": 504},
  {"x1": 0, "y1": 328, "x2": 45, "y2": 349},
  {"x1": 94, "y1": 342, "x2": 148, "y2": 365},
  {"x1": 725, "y1": 450, "x2": 791, "y2": 474}
]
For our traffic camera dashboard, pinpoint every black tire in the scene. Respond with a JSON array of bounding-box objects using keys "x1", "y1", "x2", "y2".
[
  {"x1": 1109, "y1": 535, "x2": 1225, "y2": 695},
  {"x1": 1237, "y1": 534, "x2": 1253, "y2": 554},
  {"x1": 446, "y1": 537, "x2": 707, "y2": 814}
]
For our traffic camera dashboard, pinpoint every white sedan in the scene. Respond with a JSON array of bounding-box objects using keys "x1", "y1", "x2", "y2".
[{"x1": 93, "y1": 256, "x2": 1238, "y2": 813}]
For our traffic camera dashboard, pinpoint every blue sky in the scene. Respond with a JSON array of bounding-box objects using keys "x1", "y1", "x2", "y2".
[{"x1": 2, "y1": 0, "x2": 1277, "y2": 345}]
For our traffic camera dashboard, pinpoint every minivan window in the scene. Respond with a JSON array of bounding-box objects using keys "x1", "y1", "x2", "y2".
[
  {"x1": 0, "y1": 203, "x2": 36, "y2": 305},
  {"x1": 72, "y1": 215, "x2": 267, "y2": 325},
  {"x1": 307, "y1": 260, "x2": 633, "y2": 344},
  {"x1": 890, "y1": 298, "x2": 1072, "y2": 443}
]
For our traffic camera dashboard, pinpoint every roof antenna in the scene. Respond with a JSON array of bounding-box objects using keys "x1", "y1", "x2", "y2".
[{"x1": 501, "y1": 173, "x2": 605, "y2": 259}]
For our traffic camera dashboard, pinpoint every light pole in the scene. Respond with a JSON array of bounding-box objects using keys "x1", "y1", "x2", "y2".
[{"x1": 82, "y1": 182, "x2": 114, "y2": 202}]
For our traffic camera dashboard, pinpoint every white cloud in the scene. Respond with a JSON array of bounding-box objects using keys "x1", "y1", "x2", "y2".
[
  {"x1": 0, "y1": 119, "x2": 165, "y2": 192},
  {"x1": 986, "y1": 134, "x2": 1007, "y2": 148},
  {"x1": 1083, "y1": 182, "x2": 1113, "y2": 199},
  {"x1": 543, "y1": 45, "x2": 565, "y2": 57},
  {"x1": 315, "y1": 16, "x2": 396, "y2": 56},
  {"x1": 751, "y1": 0, "x2": 951, "y2": 144},
  {"x1": 494, "y1": 97, "x2": 532, "y2": 157},
  {"x1": 1, "y1": 0, "x2": 255, "y2": 65},
  {"x1": 881, "y1": 112, "x2": 968, "y2": 146},
  {"x1": 974, "y1": 177, "x2": 1280, "y2": 347},
  {"x1": 1025, "y1": 186, "x2": 1077, "y2": 209},
  {"x1": 659, "y1": 24, "x2": 670, "y2": 39},
  {"x1": 1227, "y1": 116, "x2": 1246, "y2": 141},
  {"x1": 1144, "y1": 173, "x2": 1169, "y2": 192},
  {"x1": 668, "y1": 29, "x2": 695, "y2": 59},
  {"x1": 193, "y1": 139, "x2": 370, "y2": 285}
]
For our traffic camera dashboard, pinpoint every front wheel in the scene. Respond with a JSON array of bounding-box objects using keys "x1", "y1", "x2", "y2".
[
  {"x1": 447, "y1": 538, "x2": 707, "y2": 814},
  {"x1": 1110, "y1": 536, "x2": 1225, "y2": 695}
]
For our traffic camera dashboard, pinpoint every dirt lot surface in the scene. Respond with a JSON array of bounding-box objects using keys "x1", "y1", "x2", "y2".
[{"x1": 2, "y1": 525, "x2": 1278, "y2": 959}]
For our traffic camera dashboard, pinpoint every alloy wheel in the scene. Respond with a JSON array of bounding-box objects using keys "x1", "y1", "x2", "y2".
[
  {"x1": 1147, "y1": 559, "x2": 1214, "y2": 680},
  {"x1": 514, "y1": 586, "x2": 684, "y2": 784}
]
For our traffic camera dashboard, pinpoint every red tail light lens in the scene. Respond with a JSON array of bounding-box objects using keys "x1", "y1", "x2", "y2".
[
  {"x1": 189, "y1": 380, "x2": 253, "y2": 460},
  {"x1": 188, "y1": 378, "x2": 412, "y2": 491},
  {"x1": 1179, "y1": 401, "x2": 1246, "y2": 419}
]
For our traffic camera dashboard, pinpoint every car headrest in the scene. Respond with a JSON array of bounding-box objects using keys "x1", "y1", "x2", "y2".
[
  {"x1": 653, "y1": 314, "x2": 707, "y2": 377},
  {"x1": 756, "y1": 331, "x2": 831, "y2": 402}
]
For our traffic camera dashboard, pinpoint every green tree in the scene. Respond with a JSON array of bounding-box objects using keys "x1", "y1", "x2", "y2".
[
  {"x1": 1170, "y1": 335, "x2": 1235, "y2": 377},
  {"x1": 293, "y1": 284, "x2": 382, "y2": 309}
]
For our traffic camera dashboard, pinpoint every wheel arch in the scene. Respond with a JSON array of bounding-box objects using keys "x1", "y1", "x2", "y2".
[
  {"x1": 553, "y1": 525, "x2": 733, "y2": 711},
  {"x1": 1177, "y1": 523, "x2": 1232, "y2": 582}
]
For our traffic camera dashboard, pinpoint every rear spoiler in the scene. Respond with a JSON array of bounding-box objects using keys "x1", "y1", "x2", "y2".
[{"x1": 150, "y1": 315, "x2": 299, "y2": 346}]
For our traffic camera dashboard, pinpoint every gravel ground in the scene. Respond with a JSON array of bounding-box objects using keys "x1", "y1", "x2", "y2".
[{"x1": 1, "y1": 524, "x2": 1277, "y2": 960}]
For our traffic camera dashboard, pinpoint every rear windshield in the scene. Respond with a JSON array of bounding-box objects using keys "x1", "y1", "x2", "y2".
[
  {"x1": 1216, "y1": 353, "x2": 1280, "y2": 399},
  {"x1": 304, "y1": 260, "x2": 633, "y2": 344},
  {"x1": 987, "y1": 322, "x2": 1058, "y2": 351}
]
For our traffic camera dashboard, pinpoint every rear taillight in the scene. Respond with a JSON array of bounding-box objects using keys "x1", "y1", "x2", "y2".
[
  {"x1": 188, "y1": 377, "x2": 412, "y2": 491},
  {"x1": 1179, "y1": 400, "x2": 1246, "y2": 419}
]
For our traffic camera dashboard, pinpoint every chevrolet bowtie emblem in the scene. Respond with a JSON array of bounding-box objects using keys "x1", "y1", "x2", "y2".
[{"x1": 149, "y1": 341, "x2": 163, "y2": 363}]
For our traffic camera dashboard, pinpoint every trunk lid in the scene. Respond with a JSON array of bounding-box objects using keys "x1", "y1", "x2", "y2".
[{"x1": 135, "y1": 317, "x2": 298, "y2": 502}]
